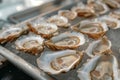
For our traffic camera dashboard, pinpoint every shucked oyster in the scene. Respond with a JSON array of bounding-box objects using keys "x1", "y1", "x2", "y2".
[
  {"x1": 37, "y1": 50, "x2": 83, "y2": 74},
  {"x1": 99, "y1": 16, "x2": 120, "y2": 29},
  {"x1": 0, "y1": 25, "x2": 27, "y2": 44},
  {"x1": 77, "y1": 53, "x2": 120, "y2": 80},
  {"x1": 15, "y1": 34, "x2": 44, "y2": 55},
  {"x1": 72, "y1": 2, "x2": 96, "y2": 18},
  {"x1": 72, "y1": 20, "x2": 108, "y2": 39},
  {"x1": 109, "y1": 10, "x2": 120, "y2": 20},
  {"x1": 85, "y1": 36, "x2": 112, "y2": 57},
  {"x1": 87, "y1": 1, "x2": 109, "y2": 15},
  {"x1": 58, "y1": 10, "x2": 77, "y2": 20},
  {"x1": 101, "y1": 0, "x2": 120, "y2": 9},
  {"x1": 45, "y1": 32, "x2": 85, "y2": 50},
  {"x1": 47, "y1": 15, "x2": 69, "y2": 27},
  {"x1": 28, "y1": 22, "x2": 58, "y2": 39}
]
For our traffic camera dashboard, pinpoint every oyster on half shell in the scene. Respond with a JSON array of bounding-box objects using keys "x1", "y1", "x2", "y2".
[
  {"x1": 37, "y1": 50, "x2": 83, "y2": 74},
  {"x1": 109, "y1": 10, "x2": 120, "y2": 20},
  {"x1": 47, "y1": 15, "x2": 70, "y2": 27},
  {"x1": 15, "y1": 34, "x2": 44, "y2": 55},
  {"x1": 28, "y1": 22, "x2": 58, "y2": 39},
  {"x1": 77, "y1": 53, "x2": 120, "y2": 80},
  {"x1": 87, "y1": 1, "x2": 109, "y2": 15},
  {"x1": 58, "y1": 10, "x2": 77, "y2": 20},
  {"x1": 85, "y1": 36, "x2": 112, "y2": 57},
  {"x1": 99, "y1": 16, "x2": 120, "y2": 29},
  {"x1": 0, "y1": 25, "x2": 27, "y2": 44},
  {"x1": 45, "y1": 32, "x2": 85, "y2": 50},
  {"x1": 72, "y1": 20, "x2": 108, "y2": 39}
]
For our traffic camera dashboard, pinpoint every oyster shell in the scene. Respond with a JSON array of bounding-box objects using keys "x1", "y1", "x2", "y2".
[
  {"x1": 15, "y1": 34, "x2": 44, "y2": 55},
  {"x1": 85, "y1": 36, "x2": 112, "y2": 57},
  {"x1": 0, "y1": 26, "x2": 26, "y2": 44},
  {"x1": 87, "y1": 1, "x2": 109, "y2": 15},
  {"x1": 28, "y1": 22, "x2": 58, "y2": 39},
  {"x1": 109, "y1": 10, "x2": 120, "y2": 20},
  {"x1": 47, "y1": 15, "x2": 69, "y2": 27},
  {"x1": 77, "y1": 53, "x2": 120, "y2": 80},
  {"x1": 99, "y1": 16, "x2": 120, "y2": 29},
  {"x1": 101, "y1": 0, "x2": 120, "y2": 9},
  {"x1": 37, "y1": 50, "x2": 83, "y2": 74},
  {"x1": 45, "y1": 32, "x2": 85, "y2": 50},
  {"x1": 72, "y1": 2, "x2": 96, "y2": 18},
  {"x1": 58, "y1": 10, "x2": 77, "y2": 20},
  {"x1": 72, "y1": 20, "x2": 108, "y2": 39}
]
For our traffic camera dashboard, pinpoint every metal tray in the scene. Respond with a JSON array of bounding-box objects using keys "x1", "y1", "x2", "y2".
[{"x1": 0, "y1": 1, "x2": 120, "y2": 80}]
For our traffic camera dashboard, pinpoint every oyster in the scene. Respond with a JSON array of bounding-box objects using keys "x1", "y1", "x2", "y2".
[
  {"x1": 28, "y1": 22, "x2": 58, "y2": 39},
  {"x1": 45, "y1": 32, "x2": 85, "y2": 50},
  {"x1": 109, "y1": 10, "x2": 120, "y2": 20},
  {"x1": 15, "y1": 34, "x2": 44, "y2": 55},
  {"x1": 99, "y1": 16, "x2": 120, "y2": 29},
  {"x1": 101, "y1": 0, "x2": 120, "y2": 9},
  {"x1": 72, "y1": 2, "x2": 96, "y2": 18},
  {"x1": 87, "y1": 1, "x2": 109, "y2": 15},
  {"x1": 72, "y1": 20, "x2": 108, "y2": 39},
  {"x1": 77, "y1": 53, "x2": 120, "y2": 80},
  {"x1": 47, "y1": 15, "x2": 69, "y2": 27},
  {"x1": 0, "y1": 26, "x2": 26, "y2": 44},
  {"x1": 37, "y1": 50, "x2": 83, "y2": 74},
  {"x1": 85, "y1": 36, "x2": 112, "y2": 57},
  {"x1": 58, "y1": 10, "x2": 77, "y2": 20}
]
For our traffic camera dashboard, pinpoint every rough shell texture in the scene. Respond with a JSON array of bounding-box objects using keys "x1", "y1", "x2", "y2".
[
  {"x1": 58, "y1": 10, "x2": 77, "y2": 20},
  {"x1": 47, "y1": 15, "x2": 70, "y2": 27},
  {"x1": 28, "y1": 22, "x2": 58, "y2": 39},
  {"x1": 15, "y1": 34, "x2": 44, "y2": 55},
  {"x1": 37, "y1": 50, "x2": 83, "y2": 74},
  {"x1": 85, "y1": 36, "x2": 112, "y2": 57},
  {"x1": 109, "y1": 10, "x2": 120, "y2": 20},
  {"x1": 77, "y1": 53, "x2": 120, "y2": 80},
  {"x1": 99, "y1": 16, "x2": 120, "y2": 29},
  {"x1": 72, "y1": 20, "x2": 108, "y2": 39},
  {"x1": 45, "y1": 32, "x2": 85, "y2": 50}
]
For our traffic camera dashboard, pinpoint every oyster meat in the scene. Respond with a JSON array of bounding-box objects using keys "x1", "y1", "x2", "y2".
[
  {"x1": 72, "y1": 20, "x2": 108, "y2": 39},
  {"x1": 28, "y1": 22, "x2": 58, "y2": 39},
  {"x1": 45, "y1": 32, "x2": 85, "y2": 50},
  {"x1": 85, "y1": 36, "x2": 112, "y2": 57},
  {"x1": 87, "y1": 1, "x2": 109, "y2": 15},
  {"x1": 72, "y1": 2, "x2": 96, "y2": 18},
  {"x1": 37, "y1": 50, "x2": 83, "y2": 74},
  {"x1": 0, "y1": 25, "x2": 27, "y2": 44},
  {"x1": 47, "y1": 15, "x2": 69, "y2": 27},
  {"x1": 58, "y1": 10, "x2": 77, "y2": 20},
  {"x1": 77, "y1": 53, "x2": 120, "y2": 80},
  {"x1": 101, "y1": 0, "x2": 120, "y2": 9},
  {"x1": 99, "y1": 16, "x2": 120, "y2": 29},
  {"x1": 15, "y1": 34, "x2": 44, "y2": 55}
]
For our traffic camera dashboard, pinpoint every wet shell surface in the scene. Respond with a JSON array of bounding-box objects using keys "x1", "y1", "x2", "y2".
[
  {"x1": 28, "y1": 22, "x2": 58, "y2": 38},
  {"x1": 58, "y1": 10, "x2": 77, "y2": 20},
  {"x1": 0, "y1": 26, "x2": 25, "y2": 44},
  {"x1": 87, "y1": 1, "x2": 109, "y2": 15},
  {"x1": 37, "y1": 50, "x2": 83, "y2": 74},
  {"x1": 47, "y1": 15, "x2": 69, "y2": 27},
  {"x1": 77, "y1": 53, "x2": 120, "y2": 80},
  {"x1": 45, "y1": 32, "x2": 85, "y2": 50},
  {"x1": 15, "y1": 34, "x2": 44, "y2": 55},
  {"x1": 99, "y1": 16, "x2": 120, "y2": 29},
  {"x1": 72, "y1": 20, "x2": 108, "y2": 39},
  {"x1": 85, "y1": 36, "x2": 112, "y2": 57}
]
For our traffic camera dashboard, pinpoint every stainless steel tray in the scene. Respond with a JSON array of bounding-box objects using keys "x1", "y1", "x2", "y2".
[{"x1": 0, "y1": 1, "x2": 120, "y2": 80}]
